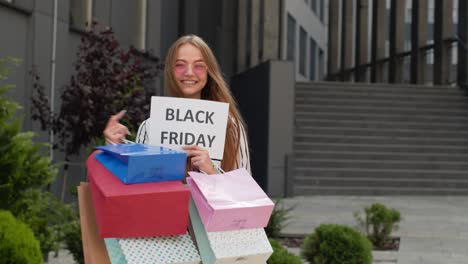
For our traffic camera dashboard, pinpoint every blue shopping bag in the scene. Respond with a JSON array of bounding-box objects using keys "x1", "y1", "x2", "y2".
[{"x1": 95, "y1": 143, "x2": 186, "y2": 184}]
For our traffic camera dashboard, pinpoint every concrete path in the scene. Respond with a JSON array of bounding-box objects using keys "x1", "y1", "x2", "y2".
[
  {"x1": 45, "y1": 196, "x2": 468, "y2": 263},
  {"x1": 280, "y1": 196, "x2": 468, "y2": 264}
]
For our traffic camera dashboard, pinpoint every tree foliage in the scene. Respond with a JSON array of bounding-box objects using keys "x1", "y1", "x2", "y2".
[
  {"x1": 31, "y1": 21, "x2": 162, "y2": 157},
  {"x1": 0, "y1": 58, "x2": 74, "y2": 257}
]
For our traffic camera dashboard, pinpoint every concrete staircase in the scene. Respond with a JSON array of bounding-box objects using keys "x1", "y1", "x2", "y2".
[{"x1": 292, "y1": 81, "x2": 468, "y2": 195}]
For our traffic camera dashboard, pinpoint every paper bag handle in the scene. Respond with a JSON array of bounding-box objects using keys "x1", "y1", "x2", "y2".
[{"x1": 199, "y1": 162, "x2": 226, "y2": 175}]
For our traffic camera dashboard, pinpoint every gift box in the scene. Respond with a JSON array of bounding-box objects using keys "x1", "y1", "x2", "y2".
[
  {"x1": 77, "y1": 182, "x2": 111, "y2": 264},
  {"x1": 188, "y1": 198, "x2": 272, "y2": 264},
  {"x1": 86, "y1": 151, "x2": 190, "y2": 238},
  {"x1": 187, "y1": 169, "x2": 274, "y2": 232},
  {"x1": 104, "y1": 238, "x2": 127, "y2": 264},
  {"x1": 104, "y1": 234, "x2": 201, "y2": 264},
  {"x1": 95, "y1": 143, "x2": 186, "y2": 184}
]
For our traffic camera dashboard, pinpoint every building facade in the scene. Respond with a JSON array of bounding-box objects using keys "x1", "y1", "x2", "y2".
[
  {"x1": 327, "y1": 0, "x2": 467, "y2": 87},
  {"x1": 0, "y1": 0, "x2": 328, "y2": 199}
]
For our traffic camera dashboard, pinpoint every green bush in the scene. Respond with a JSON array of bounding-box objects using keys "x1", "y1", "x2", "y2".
[
  {"x1": 354, "y1": 203, "x2": 401, "y2": 248},
  {"x1": 265, "y1": 199, "x2": 295, "y2": 238},
  {"x1": 301, "y1": 224, "x2": 372, "y2": 264},
  {"x1": 268, "y1": 239, "x2": 302, "y2": 264},
  {"x1": 0, "y1": 57, "x2": 75, "y2": 258},
  {"x1": 0, "y1": 210, "x2": 42, "y2": 264},
  {"x1": 11, "y1": 189, "x2": 75, "y2": 256},
  {"x1": 62, "y1": 221, "x2": 84, "y2": 264}
]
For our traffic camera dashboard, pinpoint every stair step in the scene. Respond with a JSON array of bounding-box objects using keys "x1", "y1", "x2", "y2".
[
  {"x1": 295, "y1": 111, "x2": 468, "y2": 123},
  {"x1": 294, "y1": 176, "x2": 468, "y2": 188},
  {"x1": 294, "y1": 167, "x2": 468, "y2": 179},
  {"x1": 294, "y1": 158, "x2": 468, "y2": 170},
  {"x1": 294, "y1": 142, "x2": 468, "y2": 153},
  {"x1": 295, "y1": 85, "x2": 465, "y2": 95},
  {"x1": 294, "y1": 126, "x2": 468, "y2": 138},
  {"x1": 292, "y1": 186, "x2": 468, "y2": 195},
  {"x1": 295, "y1": 118, "x2": 468, "y2": 130},
  {"x1": 296, "y1": 82, "x2": 463, "y2": 94},
  {"x1": 294, "y1": 134, "x2": 468, "y2": 146},
  {"x1": 296, "y1": 81, "x2": 460, "y2": 94},
  {"x1": 295, "y1": 96, "x2": 468, "y2": 108},
  {"x1": 295, "y1": 91, "x2": 468, "y2": 103},
  {"x1": 295, "y1": 104, "x2": 468, "y2": 116},
  {"x1": 294, "y1": 150, "x2": 468, "y2": 162}
]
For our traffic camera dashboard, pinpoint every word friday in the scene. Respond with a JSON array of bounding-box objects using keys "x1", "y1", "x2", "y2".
[{"x1": 161, "y1": 131, "x2": 216, "y2": 147}]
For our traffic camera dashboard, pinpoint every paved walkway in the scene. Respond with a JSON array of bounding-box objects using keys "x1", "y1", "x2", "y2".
[
  {"x1": 46, "y1": 196, "x2": 468, "y2": 263},
  {"x1": 281, "y1": 196, "x2": 468, "y2": 264}
]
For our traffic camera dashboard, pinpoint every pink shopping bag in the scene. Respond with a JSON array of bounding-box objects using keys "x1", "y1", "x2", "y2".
[{"x1": 187, "y1": 168, "x2": 274, "y2": 232}]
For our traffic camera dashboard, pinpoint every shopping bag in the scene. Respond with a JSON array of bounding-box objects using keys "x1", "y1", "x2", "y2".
[
  {"x1": 77, "y1": 182, "x2": 111, "y2": 264},
  {"x1": 187, "y1": 168, "x2": 274, "y2": 232},
  {"x1": 188, "y1": 198, "x2": 272, "y2": 264},
  {"x1": 95, "y1": 143, "x2": 186, "y2": 184}
]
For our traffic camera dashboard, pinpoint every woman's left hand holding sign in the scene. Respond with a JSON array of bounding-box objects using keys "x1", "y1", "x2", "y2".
[{"x1": 183, "y1": 145, "x2": 217, "y2": 174}]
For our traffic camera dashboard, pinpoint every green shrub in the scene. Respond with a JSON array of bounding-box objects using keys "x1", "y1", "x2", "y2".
[
  {"x1": 0, "y1": 210, "x2": 42, "y2": 264},
  {"x1": 301, "y1": 224, "x2": 372, "y2": 264},
  {"x1": 268, "y1": 239, "x2": 302, "y2": 264},
  {"x1": 265, "y1": 199, "x2": 295, "y2": 238},
  {"x1": 62, "y1": 221, "x2": 84, "y2": 264},
  {"x1": 11, "y1": 189, "x2": 75, "y2": 257},
  {"x1": 354, "y1": 203, "x2": 401, "y2": 248},
  {"x1": 0, "y1": 57, "x2": 74, "y2": 258}
]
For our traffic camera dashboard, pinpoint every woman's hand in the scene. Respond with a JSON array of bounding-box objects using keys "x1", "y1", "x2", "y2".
[
  {"x1": 103, "y1": 110, "x2": 131, "y2": 144},
  {"x1": 182, "y1": 145, "x2": 217, "y2": 174}
]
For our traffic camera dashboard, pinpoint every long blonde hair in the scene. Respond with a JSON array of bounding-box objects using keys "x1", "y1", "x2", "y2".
[{"x1": 164, "y1": 35, "x2": 247, "y2": 171}]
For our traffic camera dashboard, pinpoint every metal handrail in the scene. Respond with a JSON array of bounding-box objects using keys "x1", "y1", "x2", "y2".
[{"x1": 326, "y1": 37, "x2": 461, "y2": 82}]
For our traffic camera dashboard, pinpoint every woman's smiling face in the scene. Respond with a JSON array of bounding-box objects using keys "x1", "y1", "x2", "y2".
[{"x1": 173, "y1": 43, "x2": 208, "y2": 99}]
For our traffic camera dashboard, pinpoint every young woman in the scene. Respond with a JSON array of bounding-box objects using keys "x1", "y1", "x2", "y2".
[{"x1": 103, "y1": 35, "x2": 250, "y2": 175}]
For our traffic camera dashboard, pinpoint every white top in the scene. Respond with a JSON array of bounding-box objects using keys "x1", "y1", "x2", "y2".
[{"x1": 136, "y1": 119, "x2": 251, "y2": 174}]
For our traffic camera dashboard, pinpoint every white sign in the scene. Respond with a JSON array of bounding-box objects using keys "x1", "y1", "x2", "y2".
[{"x1": 148, "y1": 96, "x2": 229, "y2": 160}]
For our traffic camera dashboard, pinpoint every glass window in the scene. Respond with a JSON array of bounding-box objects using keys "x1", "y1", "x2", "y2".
[
  {"x1": 319, "y1": 0, "x2": 325, "y2": 21},
  {"x1": 319, "y1": 48, "x2": 324, "y2": 80},
  {"x1": 299, "y1": 27, "x2": 307, "y2": 76},
  {"x1": 311, "y1": 0, "x2": 317, "y2": 14},
  {"x1": 287, "y1": 13, "x2": 296, "y2": 61},
  {"x1": 310, "y1": 38, "x2": 317, "y2": 80}
]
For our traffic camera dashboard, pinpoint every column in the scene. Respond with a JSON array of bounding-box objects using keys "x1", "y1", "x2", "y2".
[
  {"x1": 250, "y1": 0, "x2": 261, "y2": 66},
  {"x1": 371, "y1": 0, "x2": 386, "y2": 82},
  {"x1": 237, "y1": 0, "x2": 248, "y2": 73},
  {"x1": 262, "y1": 0, "x2": 280, "y2": 61},
  {"x1": 410, "y1": 0, "x2": 428, "y2": 84},
  {"x1": 458, "y1": 0, "x2": 468, "y2": 89},
  {"x1": 433, "y1": 0, "x2": 453, "y2": 84},
  {"x1": 389, "y1": 0, "x2": 405, "y2": 83},
  {"x1": 340, "y1": 0, "x2": 354, "y2": 81},
  {"x1": 355, "y1": 0, "x2": 369, "y2": 82},
  {"x1": 327, "y1": 0, "x2": 339, "y2": 80}
]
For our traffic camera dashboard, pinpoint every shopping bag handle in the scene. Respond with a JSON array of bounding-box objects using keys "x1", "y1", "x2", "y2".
[
  {"x1": 122, "y1": 139, "x2": 136, "y2": 144},
  {"x1": 105, "y1": 138, "x2": 136, "y2": 145},
  {"x1": 199, "y1": 162, "x2": 226, "y2": 175}
]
